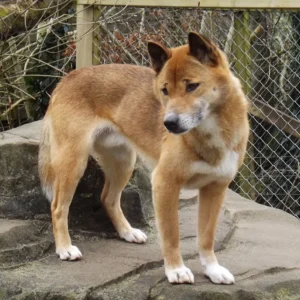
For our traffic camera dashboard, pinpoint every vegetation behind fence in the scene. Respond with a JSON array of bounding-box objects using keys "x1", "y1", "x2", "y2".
[{"x1": 0, "y1": 1, "x2": 299, "y2": 217}]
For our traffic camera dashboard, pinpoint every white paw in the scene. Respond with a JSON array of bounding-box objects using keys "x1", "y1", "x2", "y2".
[
  {"x1": 204, "y1": 263, "x2": 235, "y2": 284},
  {"x1": 119, "y1": 228, "x2": 147, "y2": 243},
  {"x1": 56, "y1": 245, "x2": 82, "y2": 261},
  {"x1": 166, "y1": 265, "x2": 195, "y2": 284}
]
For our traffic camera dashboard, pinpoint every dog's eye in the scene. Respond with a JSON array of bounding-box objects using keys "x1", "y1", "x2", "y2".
[
  {"x1": 186, "y1": 83, "x2": 200, "y2": 92},
  {"x1": 162, "y1": 87, "x2": 168, "y2": 96}
]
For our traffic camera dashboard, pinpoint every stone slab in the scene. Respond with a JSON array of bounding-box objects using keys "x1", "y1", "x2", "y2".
[{"x1": 0, "y1": 191, "x2": 299, "y2": 299}]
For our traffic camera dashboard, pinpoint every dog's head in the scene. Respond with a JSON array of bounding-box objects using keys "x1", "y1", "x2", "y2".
[{"x1": 148, "y1": 32, "x2": 232, "y2": 134}]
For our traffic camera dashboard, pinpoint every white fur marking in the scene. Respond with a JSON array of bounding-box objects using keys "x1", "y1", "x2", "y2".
[
  {"x1": 189, "y1": 114, "x2": 240, "y2": 183},
  {"x1": 56, "y1": 245, "x2": 82, "y2": 261},
  {"x1": 191, "y1": 150, "x2": 239, "y2": 179},
  {"x1": 119, "y1": 228, "x2": 147, "y2": 244},
  {"x1": 179, "y1": 189, "x2": 199, "y2": 199},
  {"x1": 43, "y1": 185, "x2": 53, "y2": 202},
  {"x1": 204, "y1": 264, "x2": 235, "y2": 284},
  {"x1": 165, "y1": 101, "x2": 210, "y2": 133},
  {"x1": 230, "y1": 72, "x2": 242, "y2": 90},
  {"x1": 164, "y1": 111, "x2": 177, "y2": 120},
  {"x1": 102, "y1": 131, "x2": 128, "y2": 148},
  {"x1": 91, "y1": 120, "x2": 157, "y2": 170},
  {"x1": 92, "y1": 121, "x2": 129, "y2": 148},
  {"x1": 198, "y1": 115, "x2": 226, "y2": 148},
  {"x1": 179, "y1": 112, "x2": 200, "y2": 131},
  {"x1": 165, "y1": 265, "x2": 195, "y2": 284},
  {"x1": 199, "y1": 114, "x2": 218, "y2": 133},
  {"x1": 200, "y1": 111, "x2": 242, "y2": 148},
  {"x1": 184, "y1": 175, "x2": 216, "y2": 190},
  {"x1": 200, "y1": 256, "x2": 234, "y2": 284}
]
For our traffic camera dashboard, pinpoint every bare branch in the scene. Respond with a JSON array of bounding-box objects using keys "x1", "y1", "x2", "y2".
[{"x1": 0, "y1": 96, "x2": 37, "y2": 118}]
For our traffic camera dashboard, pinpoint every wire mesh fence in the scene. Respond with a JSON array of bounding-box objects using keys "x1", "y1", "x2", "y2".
[
  {"x1": 0, "y1": 2, "x2": 299, "y2": 217},
  {"x1": 94, "y1": 6, "x2": 300, "y2": 217}
]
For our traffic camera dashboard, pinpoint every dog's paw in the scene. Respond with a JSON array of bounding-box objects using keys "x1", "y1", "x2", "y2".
[
  {"x1": 119, "y1": 228, "x2": 147, "y2": 243},
  {"x1": 56, "y1": 245, "x2": 82, "y2": 261},
  {"x1": 204, "y1": 264, "x2": 235, "y2": 284},
  {"x1": 166, "y1": 266, "x2": 195, "y2": 284}
]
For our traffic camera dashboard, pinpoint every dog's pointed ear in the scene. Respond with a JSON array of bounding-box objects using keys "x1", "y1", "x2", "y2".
[
  {"x1": 147, "y1": 41, "x2": 171, "y2": 73},
  {"x1": 188, "y1": 32, "x2": 219, "y2": 66}
]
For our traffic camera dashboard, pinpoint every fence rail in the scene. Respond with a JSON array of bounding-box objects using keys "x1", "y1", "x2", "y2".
[{"x1": 77, "y1": 0, "x2": 300, "y2": 9}]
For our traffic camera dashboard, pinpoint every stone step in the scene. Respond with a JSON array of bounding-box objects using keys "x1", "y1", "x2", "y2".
[{"x1": 0, "y1": 219, "x2": 53, "y2": 267}]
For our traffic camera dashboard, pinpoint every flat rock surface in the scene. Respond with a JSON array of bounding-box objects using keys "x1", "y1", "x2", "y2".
[{"x1": 0, "y1": 190, "x2": 299, "y2": 300}]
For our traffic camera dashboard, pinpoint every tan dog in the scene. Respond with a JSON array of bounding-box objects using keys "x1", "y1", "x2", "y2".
[{"x1": 39, "y1": 32, "x2": 249, "y2": 284}]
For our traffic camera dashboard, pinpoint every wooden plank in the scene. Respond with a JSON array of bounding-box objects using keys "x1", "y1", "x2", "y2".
[
  {"x1": 92, "y1": 6, "x2": 102, "y2": 65},
  {"x1": 77, "y1": 0, "x2": 300, "y2": 9},
  {"x1": 76, "y1": 4, "x2": 94, "y2": 69},
  {"x1": 249, "y1": 98, "x2": 300, "y2": 140}
]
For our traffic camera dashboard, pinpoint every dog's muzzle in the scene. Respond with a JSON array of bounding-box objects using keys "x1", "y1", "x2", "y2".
[{"x1": 164, "y1": 114, "x2": 186, "y2": 134}]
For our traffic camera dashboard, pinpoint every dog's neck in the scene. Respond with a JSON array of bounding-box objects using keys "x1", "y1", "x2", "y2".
[
  {"x1": 182, "y1": 90, "x2": 244, "y2": 165},
  {"x1": 182, "y1": 114, "x2": 225, "y2": 166}
]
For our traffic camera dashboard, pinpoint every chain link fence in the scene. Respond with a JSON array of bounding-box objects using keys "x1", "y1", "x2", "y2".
[{"x1": 0, "y1": 2, "x2": 299, "y2": 217}]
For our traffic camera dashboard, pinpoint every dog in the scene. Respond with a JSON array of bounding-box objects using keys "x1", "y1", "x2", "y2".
[{"x1": 39, "y1": 32, "x2": 249, "y2": 284}]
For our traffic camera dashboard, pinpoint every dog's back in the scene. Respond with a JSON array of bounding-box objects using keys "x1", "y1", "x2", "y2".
[{"x1": 39, "y1": 64, "x2": 161, "y2": 202}]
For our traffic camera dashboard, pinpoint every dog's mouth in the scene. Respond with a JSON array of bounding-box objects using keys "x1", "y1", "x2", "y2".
[
  {"x1": 164, "y1": 118, "x2": 201, "y2": 135},
  {"x1": 164, "y1": 108, "x2": 207, "y2": 135},
  {"x1": 165, "y1": 126, "x2": 189, "y2": 135},
  {"x1": 163, "y1": 115, "x2": 189, "y2": 134}
]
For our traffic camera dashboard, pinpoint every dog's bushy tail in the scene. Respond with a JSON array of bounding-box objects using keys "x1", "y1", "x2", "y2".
[{"x1": 38, "y1": 117, "x2": 54, "y2": 202}]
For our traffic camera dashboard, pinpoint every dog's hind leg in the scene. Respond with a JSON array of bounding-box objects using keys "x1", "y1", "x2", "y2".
[
  {"x1": 93, "y1": 142, "x2": 147, "y2": 244},
  {"x1": 198, "y1": 181, "x2": 235, "y2": 284},
  {"x1": 51, "y1": 145, "x2": 89, "y2": 260}
]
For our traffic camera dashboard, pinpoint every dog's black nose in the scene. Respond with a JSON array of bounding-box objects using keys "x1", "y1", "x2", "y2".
[
  {"x1": 164, "y1": 119, "x2": 178, "y2": 132},
  {"x1": 164, "y1": 115, "x2": 180, "y2": 133}
]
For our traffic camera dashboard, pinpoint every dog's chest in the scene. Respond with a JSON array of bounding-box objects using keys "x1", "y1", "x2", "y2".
[
  {"x1": 185, "y1": 150, "x2": 239, "y2": 189},
  {"x1": 184, "y1": 174, "x2": 214, "y2": 190},
  {"x1": 183, "y1": 116, "x2": 239, "y2": 189}
]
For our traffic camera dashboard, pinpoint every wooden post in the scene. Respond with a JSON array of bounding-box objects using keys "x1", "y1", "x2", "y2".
[
  {"x1": 92, "y1": 6, "x2": 101, "y2": 65},
  {"x1": 76, "y1": 4, "x2": 94, "y2": 69},
  {"x1": 232, "y1": 11, "x2": 257, "y2": 201}
]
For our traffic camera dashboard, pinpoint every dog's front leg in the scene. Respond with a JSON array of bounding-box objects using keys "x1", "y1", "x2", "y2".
[
  {"x1": 152, "y1": 167, "x2": 194, "y2": 284},
  {"x1": 198, "y1": 181, "x2": 235, "y2": 284}
]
